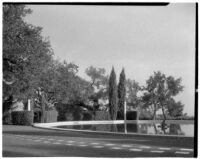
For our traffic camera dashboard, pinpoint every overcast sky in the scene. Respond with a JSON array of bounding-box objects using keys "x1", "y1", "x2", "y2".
[{"x1": 25, "y1": 3, "x2": 195, "y2": 115}]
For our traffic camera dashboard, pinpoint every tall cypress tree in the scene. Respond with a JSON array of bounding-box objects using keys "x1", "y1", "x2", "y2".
[
  {"x1": 109, "y1": 67, "x2": 118, "y2": 120},
  {"x1": 118, "y1": 68, "x2": 126, "y2": 119}
]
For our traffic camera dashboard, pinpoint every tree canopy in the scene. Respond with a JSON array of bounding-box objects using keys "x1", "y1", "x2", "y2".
[
  {"x1": 142, "y1": 71, "x2": 184, "y2": 120},
  {"x1": 166, "y1": 98, "x2": 184, "y2": 117},
  {"x1": 85, "y1": 66, "x2": 108, "y2": 110},
  {"x1": 126, "y1": 79, "x2": 141, "y2": 109},
  {"x1": 118, "y1": 68, "x2": 126, "y2": 118},
  {"x1": 108, "y1": 67, "x2": 118, "y2": 120},
  {"x1": 3, "y1": 4, "x2": 53, "y2": 100}
]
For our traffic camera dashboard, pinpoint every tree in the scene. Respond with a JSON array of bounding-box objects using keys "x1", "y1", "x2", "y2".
[
  {"x1": 3, "y1": 5, "x2": 55, "y2": 123},
  {"x1": 166, "y1": 98, "x2": 184, "y2": 117},
  {"x1": 142, "y1": 71, "x2": 184, "y2": 120},
  {"x1": 85, "y1": 66, "x2": 109, "y2": 110},
  {"x1": 126, "y1": 79, "x2": 141, "y2": 109},
  {"x1": 118, "y1": 68, "x2": 126, "y2": 118},
  {"x1": 141, "y1": 92, "x2": 158, "y2": 119},
  {"x1": 3, "y1": 5, "x2": 93, "y2": 123},
  {"x1": 38, "y1": 60, "x2": 92, "y2": 104},
  {"x1": 108, "y1": 67, "x2": 118, "y2": 120},
  {"x1": 85, "y1": 66, "x2": 108, "y2": 88},
  {"x1": 3, "y1": 4, "x2": 53, "y2": 101}
]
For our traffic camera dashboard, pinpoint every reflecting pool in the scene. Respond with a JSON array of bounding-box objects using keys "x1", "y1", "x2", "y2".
[{"x1": 56, "y1": 121, "x2": 194, "y2": 137}]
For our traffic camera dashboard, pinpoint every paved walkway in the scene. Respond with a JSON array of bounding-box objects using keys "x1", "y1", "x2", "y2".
[{"x1": 3, "y1": 125, "x2": 194, "y2": 157}]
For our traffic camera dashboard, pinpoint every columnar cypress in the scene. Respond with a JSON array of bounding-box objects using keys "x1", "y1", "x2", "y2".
[
  {"x1": 108, "y1": 67, "x2": 118, "y2": 120},
  {"x1": 118, "y1": 68, "x2": 126, "y2": 119}
]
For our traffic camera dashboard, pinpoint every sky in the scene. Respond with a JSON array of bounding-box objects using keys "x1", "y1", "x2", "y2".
[{"x1": 25, "y1": 3, "x2": 196, "y2": 115}]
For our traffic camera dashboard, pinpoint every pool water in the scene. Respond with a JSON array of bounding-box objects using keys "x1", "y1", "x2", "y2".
[{"x1": 56, "y1": 122, "x2": 194, "y2": 137}]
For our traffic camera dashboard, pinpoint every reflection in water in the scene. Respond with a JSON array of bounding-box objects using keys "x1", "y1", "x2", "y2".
[
  {"x1": 140, "y1": 124, "x2": 148, "y2": 134},
  {"x1": 57, "y1": 122, "x2": 193, "y2": 136},
  {"x1": 82, "y1": 124, "x2": 92, "y2": 130},
  {"x1": 126, "y1": 123, "x2": 139, "y2": 133},
  {"x1": 157, "y1": 120, "x2": 169, "y2": 134},
  {"x1": 111, "y1": 124, "x2": 118, "y2": 132},
  {"x1": 169, "y1": 124, "x2": 185, "y2": 135}
]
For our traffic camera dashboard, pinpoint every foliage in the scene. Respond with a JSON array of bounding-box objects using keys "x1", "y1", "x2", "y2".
[
  {"x1": 55, "y1": 103, "x2": 93, "y2": 121},
  {"x1": 3, "y1": 4, "x2": 53, "y2": 101},
  {"x1": 94, "y1": 111, "x2": 110, "y2": 120},
  {"x1": 118, "y1": 68, "x2": 126, "y2": 118},
  {"x1": 38, "y1": 61, "x2": 92, "y2": 105},
  {"x1": 126, "y1": 79, "x2": 141, "y2": 108},
  {"x1": 11, "y1": 111, "x2": 33, "y2": 125},
  {"x1": 85, "y1": 66, "x2": 109, "y2": 110},
  {"x1": 85, "y1": 66, "x2": 108, "y2": 89},
  {"x1": 141, "y1": 92, "x2": 158, "y2": 119},
  {"x1": 142, "y1": 71, "x2": 184, "y2": 120},
  {"x1": 166, "y1": 98, "x2": 184, "y2": 117},
  {"x1": 139, "y1": 110, "x2": 152, "y2": 120},
  {"x1": 82, "y1": 112, "x2": 93, "y2": 121},
  {"x1": 108, "y1": 67, "x2": 118, "y2": 120}
]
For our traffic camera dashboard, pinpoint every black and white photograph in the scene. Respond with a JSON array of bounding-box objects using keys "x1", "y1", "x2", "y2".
[{"x1": 2, "y1": 1, "x2": 197, "y2": 157}]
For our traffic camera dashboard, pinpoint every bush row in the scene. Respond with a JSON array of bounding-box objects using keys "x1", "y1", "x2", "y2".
[{"x1": 11, "y1": 111, "x2": 33, "y2": 125}]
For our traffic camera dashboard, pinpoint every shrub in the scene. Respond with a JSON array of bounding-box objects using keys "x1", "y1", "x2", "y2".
[
  {"x1": 95, "y1": 111, "x2": 110, "y2": 120},
  {"x1": 73, "y1": 109, "x2": 83, "y2": 121},
  {"x1": 82, "y1": 112, "x2": 93, "y2": 121},
  {"x1": 117, "y1": 111, "x2": 140, "y2": 120},
  {"x1": 11, "y1": 111, "x2": 33, "y2": 125},
  {"x1": 56, "y1": 104, "x2": 89, "y2": 121},
  {"x1": 65, "y1": 112, "x2": 74, "y2": 121}
]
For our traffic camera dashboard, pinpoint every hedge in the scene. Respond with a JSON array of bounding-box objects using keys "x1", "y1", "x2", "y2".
[
  {"x1": 126, "y1": 111, "x2": 139, "y2": 120},
  {"x1": 11, "y1": 111, "x2": 33, "y2": 125},
  {"x1": 117, "y1": 111, "x2": 139, "y2": 120},
  {"x1": 82, "y1": 112, "x2": 93, "y2": 121}
]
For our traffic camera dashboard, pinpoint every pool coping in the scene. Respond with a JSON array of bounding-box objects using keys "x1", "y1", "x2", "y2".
[{"x1": 33, "y1": 120, "x2": 194, "y2": 138}]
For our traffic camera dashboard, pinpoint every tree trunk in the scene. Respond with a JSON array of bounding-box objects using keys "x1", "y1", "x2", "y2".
[
  {"x1": 152, "y1": 104, "x2": 157, "y2": 120},
  {"x1": 153, "y1": 123, "x2": 158, "y2": 134}
]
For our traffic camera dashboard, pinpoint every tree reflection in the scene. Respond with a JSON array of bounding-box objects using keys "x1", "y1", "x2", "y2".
[
  {"x1": 157, "y1": 120, "x2": 169, "y2": 134},
  {"x1": 169, "y1": 123, "x2": 185, "y2": 135},
  {"x1": 126, "y1": 123, "x2": 139, "y2": 133},
  {"x1": 140, "y1": 124, "x2": 148, "y2": 134},
  {"x1": 110, "y1": 124, "x2": 118, "y2": 132}
]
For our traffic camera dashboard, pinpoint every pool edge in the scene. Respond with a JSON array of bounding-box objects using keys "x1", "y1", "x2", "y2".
[{"x1": 32, "y1": 120, "x2": 194, "y2": 139}]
